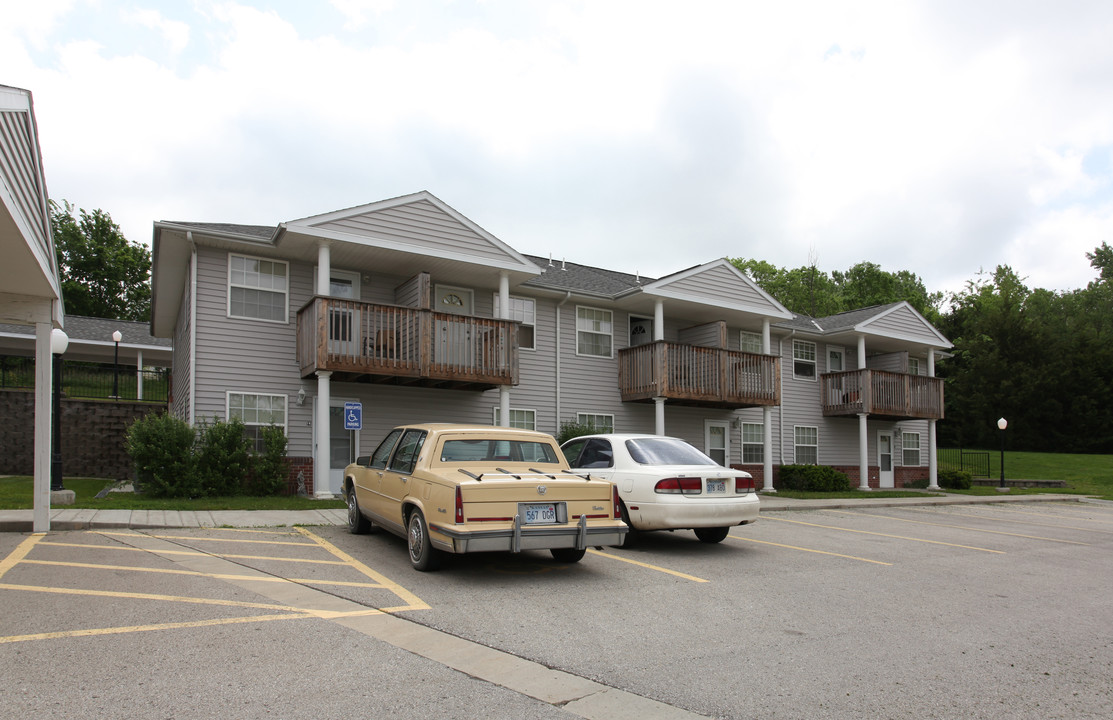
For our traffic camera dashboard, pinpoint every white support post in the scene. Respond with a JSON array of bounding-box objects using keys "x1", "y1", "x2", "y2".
[
  {"x1": 33, "y1": 322, "x2": 52, "y2": 532},
  {"x1": 858, "y1": 413, "x2": 870, "y2": 490},
  {"x1": 762, "y1": 406, "x2": 775, "y2": 492},
  {"x1": 317, "y1": 241, "x2": 331, "y2": 297},
  {"x1": 654, "y1": 397, "x2": 666, "y2": 436},
  {"x1": 136, "y1": 349, "x2": 144, "y2": 401},
  {"x1": 314, "y1": 370, "x2": 332, "y2": 498}
]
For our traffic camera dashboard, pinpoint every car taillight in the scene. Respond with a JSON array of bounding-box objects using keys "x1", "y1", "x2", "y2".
[
  {"x1": 455, "y1": 486, "x2": 464, "y2": 523},
  {"x1": 613, "y1": 484, "x2": 622, "y2": 519},
  {"x1": 735, "y1": 476, "x2": 755, "y2": 493},
  {"x1": 654, "y1": 477, "x2": 702, "y2": 495}
]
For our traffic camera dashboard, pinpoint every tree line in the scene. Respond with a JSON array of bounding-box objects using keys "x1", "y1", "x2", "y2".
[{"x1": 51, "y1": 200, "x2": 1112, "y2": 454}]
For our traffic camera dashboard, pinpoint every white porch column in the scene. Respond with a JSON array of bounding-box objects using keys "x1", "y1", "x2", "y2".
[
  {"x1": 314, "y1": 370, "x2": 332, "y2": 498},
  {"x1": 762, "y1": 406, "x2": 775, "y2": 492},
  {"x1": 498, "y1": 271, "x2": 510, "y2": 426},
  {"x1": 317, "y1": 241, "x2": 331, "y2": 296},
  {"x1": 33, "y1": 321, "x2": 52, "y2": 532},
  {"x1": 927, "y1": 350, "x2": 940, "y2": 490},
  {"x1": 654, "y1": 397, "x2": 666, "y2": 436},
  {"x1": 857, "y1": 334, "x2": 867, "y2": 369},
  {"x1": 653, "y1": 299, "x2": 664, "y2": 340},
  {"x1": 858, "y1": 413, "x2": 870, "y2": 490},
  {"x1": 762, "y1": 318, "x2": 770, "y2": 353}
]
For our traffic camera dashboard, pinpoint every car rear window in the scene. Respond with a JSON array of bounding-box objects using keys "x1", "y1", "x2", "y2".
[
  {"x1": 440, "y1": 439, "x2": 561, "y2": 464},
  {"x1": 625, "y1": 438, "x2": 718, "y2": 466}
]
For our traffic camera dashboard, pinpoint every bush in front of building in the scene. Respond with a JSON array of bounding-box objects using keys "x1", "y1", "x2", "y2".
[
  {"x1": 556, "y1": 420, "x2": 604, "y2": 445},
  {"x1": 125, "y1": 413, "x2": 290, "y2": 498},
  {"x1": 777, "y1": 464, "x2": 853, "y2": 492},
  {"x1": 905, "y1": 469, "x2": 973, "y2": 490}
]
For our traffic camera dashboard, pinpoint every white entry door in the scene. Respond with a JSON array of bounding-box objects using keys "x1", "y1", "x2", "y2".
[
  {"x1": 705, "y1": 421, "x2": 730, "y2": 466},
  {"x1": 315, "y1": 398, "x2": 359, "y2": 496},
  {"x1": 878, "y1": 432, "x2": 894, "y2": 488}
]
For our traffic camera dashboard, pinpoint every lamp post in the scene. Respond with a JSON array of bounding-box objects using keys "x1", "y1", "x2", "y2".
[
  {"x1": 997, "y1": 417, "x2": 1008, "y2": 490},
  {"x1": 112, "y1": 330, "x2": 122, "y2": 400},
  {"x1": 50, "y1": 329, "x2": 69, "y2": 492}
]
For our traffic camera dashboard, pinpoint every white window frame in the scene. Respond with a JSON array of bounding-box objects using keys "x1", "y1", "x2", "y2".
[
  {"x1": 902, "y1": 432, "x2": 922, "y2": 466},
  {"x1": 794, "y1": 425, "x2": 819, "y2": 465},
  {"x1": 793, "y1": 340, "x2": 817, "y2": 381},
  {"x1": 576, "y1": 305, "x2": 614, "y2": 358},
  {"x1": 576, "y1": 413, "x2": 614, "y2": 433},
  {"x1": 494, "y1": 294, "x2": 536, "y2": 350},
  {"x1": 741, "y1": 422, "x2": 764, "y2": 464},
  {"x1": 227, "y1": 391, "x2": 288, "y2": 452},
  {"x1": 827, "y1": 345, "x2": 845, "y2": 373},
  {"x1": 494, "y1": 407, "x2": 536, "y2": 431},
  {"x1": 908, "y1": 357, "x2": 921, "y2": 376},
  {"x1": 739, "y1": 331, "x2": 763, "y2": 354},
  {"x1": 228, "y1": 254, "x2": 289, "y2": 323}
]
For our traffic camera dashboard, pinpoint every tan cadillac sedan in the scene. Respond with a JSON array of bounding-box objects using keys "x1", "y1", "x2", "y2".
[{"x1": 343, "y1": 424, "x2": 628, "y2": 570}]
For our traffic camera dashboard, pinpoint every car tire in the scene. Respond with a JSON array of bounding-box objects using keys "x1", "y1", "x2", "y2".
[
  {"x1": 618, "y1": 501, "x2": 639, "y2": 548},
  {"x1": 346, "y1": 487, "x2": 372, "y2": 535},
  {"x1": 694, "y1": 526, "x2": 730, "y2": 544},
  {"x1": 550, "y1": 547, "x2": 586, "y2": 563},
  {"x1": 407, "y1": 510, "x2": 442, "y2": 571}
]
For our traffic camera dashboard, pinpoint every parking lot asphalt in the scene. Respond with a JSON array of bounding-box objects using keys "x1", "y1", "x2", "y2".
[{"x1": 0, "y1": 492, "x2": 1096, "y2": 533}]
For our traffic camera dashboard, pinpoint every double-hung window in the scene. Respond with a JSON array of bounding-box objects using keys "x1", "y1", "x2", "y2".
[
  {"x1": 494, "y1": 295, "x2": 536, "y2": 350},
  {"x1": 494, "y1": 408, "x2": 536, "y2": 430},
  {"x1": 576, "y1": 306, "x2": 613, "y2": 358},
  {"x1": 739, "y1": 331, "x2": 763, "y2": 354},
  {"x1": 741, "y1": 422, "x2": 764, "y2": 463},
  {"x1": 902, "y1": 432, "x2": 922, "y2": 466},
  {"x1": 793, "y1": 340, "x2": 817, "y2": 380},
  {"x1": 229, "y1": 254, "x2": 288, "y2": 322},
  {"x1": 794, "y1": 426, "x2": 819, "y2": 465},
  {"x1": 228, "y1": 392, "x2": 287, "y2": 452},
  {"x1": 577, "y1": 413, "x2": 614, "y2": 433}
]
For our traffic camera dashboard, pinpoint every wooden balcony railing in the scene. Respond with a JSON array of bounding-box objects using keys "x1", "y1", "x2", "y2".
[
  {"x1": 297, "y1": 297, "x2": 519, "y2": 390},
  {"x1": 618, "y1": 341, "x2": 781, "y2": 409},
  {"x1": 821, "y1": 369, "x2": 944, "y2": 420}
]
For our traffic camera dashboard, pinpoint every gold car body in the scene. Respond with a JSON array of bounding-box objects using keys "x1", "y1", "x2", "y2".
[{"x1": 344, "y1": 424, "x2": 628, "y2": 558}]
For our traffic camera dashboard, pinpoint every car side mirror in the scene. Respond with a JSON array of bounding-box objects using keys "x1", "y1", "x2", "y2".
[{"x1": 355, "y1": 455, "x2": 372, "y2": 467}]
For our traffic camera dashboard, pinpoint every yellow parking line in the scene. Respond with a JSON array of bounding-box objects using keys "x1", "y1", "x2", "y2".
[
  {"x1": 0, "y1": 533, "x2": 45, "y2": 580},
  {"x1": 0, "y1": 613, "x2": 316, "y2": 644},
  {"x1": 585, "y1": 548, "x2": 709, "y2": 582},
  {"x1": 19, "y1": 559, "x2": 392, "y2": 589},
  {"x1": 0, "y1": 581, "x2": 310, "y2": 611},
  {"x1": 765, "y1": 516, "x2": 1005, "y2": 554},
  {"x1": 841, "y1": 509, "x2": 1093, "y2": 544},
  {"x1": 725, "y1": 535, "x2": 892, "y2": 565},
  {"x1": 295, "y1": 527, "x2": 430, "y2": 610},
  {"x1": 97, "y1": 531, "x2": 317, "y2": 547}
]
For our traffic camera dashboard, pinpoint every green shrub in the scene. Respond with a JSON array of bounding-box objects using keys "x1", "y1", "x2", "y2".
[
  {"x1": 195, "y1": 418, "x2": 252, "y2": 496},
  {"x1": 125, "y1": 413, "x2": 198, "y2": 498},
  {"x1": 938, "y1": 468, "x2": 972, "y2": 489},
  {"x1": 247, "y1": 424, "x2": 289, "y2": 496},
  {"x1": 778, "y1": 464, "x2": 852, "y2": 492},
  {"x1": 556, "y1": 420, "x2": 604, "y2": 445}
]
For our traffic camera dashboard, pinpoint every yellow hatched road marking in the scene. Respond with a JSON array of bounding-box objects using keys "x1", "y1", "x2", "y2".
[
  {"x1": 20, "y1": 559, "x2": 391, "y2": 588},
  {"x1": 38, "y1": 540, "x2": 349, "y2": 565},
  {"x1": 842, "y1": 509, "x2": 1093, "y2": 544},
  {"x1": 97, "y1": 530, "x2": 319, "y2": 547},
  {"x1": 586, "y1": 548, "x2": 709, "y2": 582},
  {"x1": 764, "y1": 516, "x2": 1006, "y2": 553},
  {"x1": 725, "y1": 535, "x2": 892, "y2": 565},
  {"x1": 295, "y1": 526, "x2": 430, "y2": 610},
  {"x1": 1, "y1": 613, "x2": 316, "y2": 644},
  {"x1": 0, "y1": 533, "x2": 44, "y2": 580}
]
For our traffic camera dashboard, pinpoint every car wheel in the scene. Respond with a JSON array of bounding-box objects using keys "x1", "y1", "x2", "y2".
[
  {"x1": 407, "y1": 510, "x2": 442, "y2": 571},
  {"x1": 550, "y1": 547, "x2": 586, "y2": 563},
  {"x1": 694, "y1": 526, "x2": 730, "y2": 544},
  {"x1": 346, "y1": 487, "x2": 372, "y2": 534},
  {"x1": 618, "y1": 501, "x2": 639, "y2": 548}
]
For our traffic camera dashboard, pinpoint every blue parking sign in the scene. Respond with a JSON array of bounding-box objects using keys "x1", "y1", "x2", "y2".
[{"x1": 343, "y1": 402, "x2": 362, "y2": 430}]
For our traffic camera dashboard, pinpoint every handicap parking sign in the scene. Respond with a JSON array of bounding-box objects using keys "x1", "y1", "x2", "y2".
[{"x1": 343, "y1": 401, "x2": 362, "y2": 430}]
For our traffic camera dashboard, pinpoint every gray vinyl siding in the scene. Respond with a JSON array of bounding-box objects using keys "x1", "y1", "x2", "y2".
[
  {"x1": 317, "y1": 199, "x2": 510, "y2": 264},
  {"x1": 864, "y1": 305, "x2": 942, "y2": 345},
  {"x1": 0, "y1": 104, "x2": 51, "y2": 262},
  {"x1": 169, "y1": 260, "x2": 193, "y2": 421},
  {"x1": 658, "y1": 264, "x2": 771, "y2": 309}
]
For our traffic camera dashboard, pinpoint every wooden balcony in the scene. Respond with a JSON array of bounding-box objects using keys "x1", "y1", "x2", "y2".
[
  {"x1": 618, "y1": 342, "x2": 781, "y2": 409},
  {"x1": 821, "y1": 369, "x2": 944, "y2": 420},
  {"x1": 297, "y1": 297, "x2": 519, "y2": 390}
]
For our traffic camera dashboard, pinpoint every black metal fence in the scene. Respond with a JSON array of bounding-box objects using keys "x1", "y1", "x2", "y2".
[
  {"x1": 938, "y1": 447, "x2": 991, "y2": 478},
  {"x1": 0, "y1": 354, "x2": 168, "y2": 403}
]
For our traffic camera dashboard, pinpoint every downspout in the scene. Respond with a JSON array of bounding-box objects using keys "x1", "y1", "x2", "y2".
[
  {"x1": 555, "y1": 291, "x2": 572, "y2": 429},
  {"x1": 188, "y1": 232, "x2": 197, "y2": 426}
]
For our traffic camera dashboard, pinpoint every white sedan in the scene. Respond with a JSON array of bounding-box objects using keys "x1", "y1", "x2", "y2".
[{"x1": 560, "y1": 434, "x2": 759, "y2": 546}]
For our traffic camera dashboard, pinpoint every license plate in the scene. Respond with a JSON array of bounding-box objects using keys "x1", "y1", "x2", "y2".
[
  {"x1": 523, "y1": 503, "x2": 557, "y2": 524},
  {"x1": 706, "y1": 480, "x2": 726, "y2": 494}
]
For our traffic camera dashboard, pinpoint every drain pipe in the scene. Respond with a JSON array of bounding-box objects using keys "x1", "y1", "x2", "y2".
[
  {"x1": 187, "y1": 231, "x2": 197, "y2": 426},
  {"x1": 555, "y1": 291, "x2": 572, "y2": 429}
]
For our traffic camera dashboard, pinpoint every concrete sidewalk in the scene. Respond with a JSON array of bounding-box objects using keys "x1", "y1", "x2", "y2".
[{"x1": 0, "y1": 493, "x2": 1095, "y2": 533}]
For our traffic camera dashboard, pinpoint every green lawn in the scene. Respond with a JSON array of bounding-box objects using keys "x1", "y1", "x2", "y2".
[{"x1": 0, "y1": 476, "x2": 346, "y2": 510}]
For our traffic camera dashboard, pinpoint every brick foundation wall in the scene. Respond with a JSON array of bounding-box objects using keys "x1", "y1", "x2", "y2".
[
  {"x1": 285, "y1": 456, "x2": 314, "y2": 496},
  {"x1": 0, "y1": 389, "x2": 164, "y2": 480}
]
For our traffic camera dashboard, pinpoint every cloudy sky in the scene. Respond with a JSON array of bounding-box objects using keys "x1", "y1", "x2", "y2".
[{"x1": 5, "y1": 1, "x2": 1113, "y2": 298}]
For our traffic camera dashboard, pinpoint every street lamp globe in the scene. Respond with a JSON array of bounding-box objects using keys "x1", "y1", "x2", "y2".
[
  {"x1": 997, "y1": 417, "x2": 1008, "y2": 431},
  {"x1": 50, "y1": 328, "x2": 69, "y2": 355}
]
